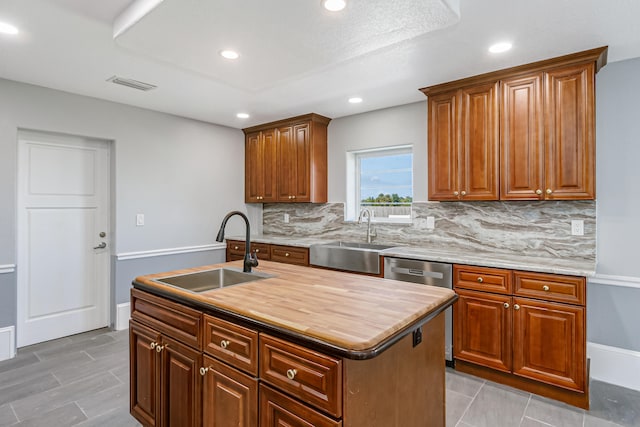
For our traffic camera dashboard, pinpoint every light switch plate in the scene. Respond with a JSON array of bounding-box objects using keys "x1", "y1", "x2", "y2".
[
  {"x1": 426, "y1": 216, "x2": 435, "y2": 229},
  {"x1": 136, "y1": 213, "x2": 145, "y2": 227}
]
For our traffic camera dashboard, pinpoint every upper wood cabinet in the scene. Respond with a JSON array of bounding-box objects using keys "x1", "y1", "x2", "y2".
[
  {"x1": 243, "y1": 114, "x2": 330, "y2": 203},
  {"x1": 422, "y1": 46, "x2": 607, "y2": 201},
  {"x1": 428, "y1": 83, "x2": 499, "y2": 201}
]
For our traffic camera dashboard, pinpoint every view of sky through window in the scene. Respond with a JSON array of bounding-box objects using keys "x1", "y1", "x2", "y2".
[{"x1": 359, "y1": 153, "x2": 412, "y2": 201}]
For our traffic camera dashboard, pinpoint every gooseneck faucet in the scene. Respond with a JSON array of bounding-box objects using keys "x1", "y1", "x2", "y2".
[
  {"x1": 215, "y1": 211, "x2": 258, "y2": 273},
  {"x1": 358, "y1": 208, "x2": 377, "y2": 243}
]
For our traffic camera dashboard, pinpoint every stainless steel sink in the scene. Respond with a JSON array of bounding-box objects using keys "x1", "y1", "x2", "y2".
[
  {"x1": 309, "y1": 241, "x2": 397, "y2": 274},
  {"x1": 153, "y1": 268, "x2": 273, "y2": 293}
]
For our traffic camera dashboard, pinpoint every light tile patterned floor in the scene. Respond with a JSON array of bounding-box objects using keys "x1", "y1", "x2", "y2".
[{"x1": 0, "y1": 328, "x2": 637, "y2": 426}]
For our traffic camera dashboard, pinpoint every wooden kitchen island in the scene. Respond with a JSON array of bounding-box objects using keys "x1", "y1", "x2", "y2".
[{"x1": 129, "y1": 260, "x2": 457, "y2": 427}]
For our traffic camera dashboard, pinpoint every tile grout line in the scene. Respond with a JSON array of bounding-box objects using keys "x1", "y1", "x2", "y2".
[
  {"x1": 519, "y1": 395, "x2": 532, "y2": 426},
  {"x1": 455, "y1": 379, "x2": 487, "y2": 426},
  {"x1": 9, "y1": 403, "x2": 20, "y2": 423}
]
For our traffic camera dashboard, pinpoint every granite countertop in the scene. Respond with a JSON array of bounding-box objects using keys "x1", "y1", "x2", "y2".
[
  {"x1": 227, "y1": 234, "x2": 596, "y2": 277},
  {"x1": 133, "y1": 260, "x2": 457, "y2": 359}
]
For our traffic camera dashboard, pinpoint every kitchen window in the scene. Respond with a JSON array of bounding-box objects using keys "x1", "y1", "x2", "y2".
[{"x1": 346, "y1": 145, "x2": 413, "y2": 223}]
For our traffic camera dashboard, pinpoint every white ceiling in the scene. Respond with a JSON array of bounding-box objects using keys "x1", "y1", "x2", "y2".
[{"x1": 1, "y1": 0, "x2": 639, "y2": 129}]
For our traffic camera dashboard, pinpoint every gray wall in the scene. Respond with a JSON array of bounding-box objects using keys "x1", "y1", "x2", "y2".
[
  {"x1": 0, "y1": 78, "x2": 248, "y2": 330},
  {"x1": 320, "y1": 58, "x2": 640, "y2": 352}
]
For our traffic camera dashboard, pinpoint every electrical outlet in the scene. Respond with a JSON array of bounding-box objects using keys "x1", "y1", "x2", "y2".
[
  {"x1": 426, "y1": 216, "x2": 435, "y2": 229},
  {"x1": 412, "y1": 327, "x2": 423, "y2": 347},
  {"x1": 284, "y1": 213, "x2": 290, "y2": 224},
  {"x1": 136, "y1": 213, "x2": 145, "y2": 227},
  {"x1": 571, "y1": 220, "x2": 584, "y2": 236}
]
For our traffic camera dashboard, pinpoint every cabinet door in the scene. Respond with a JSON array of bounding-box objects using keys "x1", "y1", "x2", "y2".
[
  {"x1": 160, "y1": 336, "x2": 202, "y2": 427},
  {"x1": 428, "y1": 90, "x2": 460, "y2": 200},
  {"x1": 277, "y1": 123, "x2": 311, "y2": 202},
  {"x1": 453, "y1": 289, "x2": 512, "y2": 372},
  {"x1": 130, "y1": 321, "x2": 161, "y2": 427},
  {"x1": 544, "y1": 63, "x2": 595, "y2": 199},
  {"x1": 202, "y1": 355, "x2": 257, "y2": 427},
  {"x1": 245, "y1": 130, "x2": 277, "y2": 203},
  {"x1": 512, "y1": 298, "x2": 586, "y2": 392},
  {"x1": 501, "y1": 74, "x2": 544, "y2": 200},
  {"x1": 460, "y1": 82, "x2": 499, "y2": 200}
]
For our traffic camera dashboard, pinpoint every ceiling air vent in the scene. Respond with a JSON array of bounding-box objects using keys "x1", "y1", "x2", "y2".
[{"x1": 106, "y1": 75, "x2": 157, "y2": 91}]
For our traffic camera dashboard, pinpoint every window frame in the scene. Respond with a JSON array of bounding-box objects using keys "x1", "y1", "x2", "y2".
[{"x1": 346, "y1": 144, "x2": 413, "y2": 223}]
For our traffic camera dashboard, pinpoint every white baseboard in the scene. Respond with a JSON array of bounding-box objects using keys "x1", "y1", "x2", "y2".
[
  {"x1": 588, "y1": 341, "x2": 640, "y2": 391},
  {"x1": 0, "y1": 326, "x2": 16, "y2": 361},
  {"x1": 115, "y1": 302, "x2": 131, "y2": 331}
]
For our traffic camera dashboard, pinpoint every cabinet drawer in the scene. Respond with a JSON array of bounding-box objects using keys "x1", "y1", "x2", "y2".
[
  {"x1": 203, "y1": 315, "x2": 258, "y2": 376},
  {"x1": 514, "y1": 271, "x2": 585, "y2": 305},
  {"x1": 131, "y1": 289, "x2": 202, "y2": 349},
  {"x1": 454, "y1": 265, "x2": 512, "y2": 294},
  {"x1": 260, "y1": 334, "x2": 342, "y2": 418},
  {"x1": 260, "y1": 384, "x2": 342, "y2": 427},
  {"x1": 270, "y1": 245, "x2": 309, "y2": 266},
  {"x1": 227, "y1": 240, "x2": 271, "y2": 261}
]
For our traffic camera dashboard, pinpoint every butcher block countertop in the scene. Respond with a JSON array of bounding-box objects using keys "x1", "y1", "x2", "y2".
[{"x1": 133, "y1": 260, "x2": 457, "y2": 359}]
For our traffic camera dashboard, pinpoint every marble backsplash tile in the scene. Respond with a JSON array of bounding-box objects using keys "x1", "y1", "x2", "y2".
[{"x1": 262, "y1": 201, "x2": 596, "y2": 261}]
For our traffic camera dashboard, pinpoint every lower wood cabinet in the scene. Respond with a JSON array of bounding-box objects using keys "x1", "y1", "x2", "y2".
[
  {"x1": 453, "y1": 265, "x2": 588, "y2": 408},
  {"x1": 201, "y1": 355, "x2": 257, "y2": 427},
  {"x1": 130, "y1": 320, "x2": 202, "y2": 427},
  {"x1": 260, "y1": 384, "x2": 342, "y2": 427},
  {"x1": 226, "y1": 240, "x2": 308, "y2": 266}
]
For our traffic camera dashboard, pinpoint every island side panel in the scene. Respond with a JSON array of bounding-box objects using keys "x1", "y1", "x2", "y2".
[{"x1": 342, "y1": 313, "x2": 445, "y2": 427}]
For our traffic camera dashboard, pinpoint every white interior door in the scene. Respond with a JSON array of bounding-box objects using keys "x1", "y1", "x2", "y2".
[{"x1": 17, "y1": 130, "x2": 110, "y2": 347}]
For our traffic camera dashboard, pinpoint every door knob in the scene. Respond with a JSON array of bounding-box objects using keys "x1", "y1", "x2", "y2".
[{"x1": 93, "y1": 242, "x2": 107, "y2": 249}]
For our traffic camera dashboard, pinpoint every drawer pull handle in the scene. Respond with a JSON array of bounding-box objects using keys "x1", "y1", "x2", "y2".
[
  {"x1": 503, "y1": 302, "x2": 509, "y2": 309},
  {"x1": 286, "y1": 369, "x2": 297, "y2": 380},
  {"x1": 477, "y1": 277, "x2": 483, "y2": 283},
  {"x1": 220, "y1": 340, "x2": 230, "y2": 349},
  {"x1": 285, "y1": 252, "x2": 290, "y2": 257},
  {"x1": 199, "y1": 367, "x2": 209, "y2": 376},
  {"x1": 542, "y1": 285, "x2": 550, "y2": 291},
  {"x1": 514, "y1": 304, "x2": 520, "y2": 311}
]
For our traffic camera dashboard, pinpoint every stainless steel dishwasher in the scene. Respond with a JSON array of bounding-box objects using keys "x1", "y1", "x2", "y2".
[{"x1": 384, "y1": 257, "x2": 453, "y2": 363}]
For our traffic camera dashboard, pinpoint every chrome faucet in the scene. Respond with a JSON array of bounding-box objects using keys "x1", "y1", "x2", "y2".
[
  {"x1": 358, "y1": 208, "x2": 377, "y2": 243},
  {"x1": 215, "y1": 211, "x2": 259, "y2": 273}
]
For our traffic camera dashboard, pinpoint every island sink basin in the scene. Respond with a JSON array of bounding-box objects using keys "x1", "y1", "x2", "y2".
[
  {"x1": 309, "y1": 241, "x2": 397, "y2": 275},
  {"x1": 153, "y1": 268, "x2": 273, "y2": 293}
]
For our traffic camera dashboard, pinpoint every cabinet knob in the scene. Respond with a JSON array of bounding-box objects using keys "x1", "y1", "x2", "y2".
[
  {"x1": 220, "y1": 340, "x2": 230, "y2": 349},
  {"x1": 460, "y1": 190, "x2": 466, "y2": 196},
  {"x1": 155, "y1": 344, "x2": 166, "y2": 353},
  {"x1": 292, "y1": 195, "x2": 296, "y2": 199},
  {"x1": 199, "y1": 367, "x2": 209, "y2": 376},
  {"x1": 234, "y1": 246, "x2": 239, "y2": 250},
  {"x1": 542, "y1": 285, "x2": 550, "y2": 291},
  {"x1": 255, "y1": 248, "x2": 260, "y2": 253},
  {"x1": 150, "y1": 342, "x2": 157, "y2": 350},
  {"x1": 546, "y1": 189, "x2": 552, "y2": 195},
  {"x1": 535, "y1": 189, "x2": 543, "y2": 195},
  {"x1": 453, "y1": 191, "x2": 459, "y2": 196},
  {"x1": 503, "y1": 302, "x2": 510, "y2": 309},
  {"x1": 286, "y1": 369, "x2": 297, "y2": 380},
  {"x1": 477, "y1": 277, "x2": 483, "y2": 283},
  {"x1": 285, "y1": 252, "x2": 290, "y2": 257},
  {"x1": 514, "y1": 304, "x2": 521, "y2": 310}
]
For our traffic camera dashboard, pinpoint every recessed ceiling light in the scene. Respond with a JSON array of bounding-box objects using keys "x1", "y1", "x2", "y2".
[
  {"x1": 220, "y1": 50, "x2": 240, "y2": 60},
  {"x1": 348, "y1": 97, "x2": 363, "y2": 104},
  {"x1": 236, "y1": 113, "x2": 250, "y2": 119},
  {"x1": 0, "y1": 21, "x2": 19, "y2": 35},
  {"x1": 489, "y1": 42, "x2": 512, "y2": 53},
  {"x1": 322, "y1": 0, "x2": 346, "y2": 12}
]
